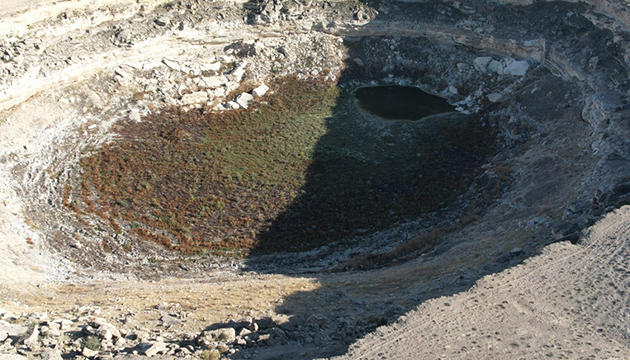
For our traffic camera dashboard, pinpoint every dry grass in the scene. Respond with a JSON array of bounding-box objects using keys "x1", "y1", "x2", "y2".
[{"x1": 64, "y1": 75, "x2": 497, "y2": 256}]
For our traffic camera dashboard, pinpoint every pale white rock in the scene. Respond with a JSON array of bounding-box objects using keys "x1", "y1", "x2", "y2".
[
  {"x1": 82, "y1": 347, "x2": 99, "y2": 357},
  {"x1": 154, "y1": 17, "x2": 169, "y2": 27},
  {"x1": 236, "y1": 92, "x2": 254, "y2": 109},
  {"x1": 238, "y1": 328, "x2": 251, "y2": 337},
  {"x1": 252, "y1": 84, "x2": 269, "y2": 98},
  {"x1": 0, "y1": 320, "x2": 28, "y2": 337},
  {"x1": 488, "y1": 93, "x2": 502, "y2": 102},
  {"x1": 473, "y1": 57, "x2": 493, "y2": 72},
  {"x1": 201, "y1": 328, "x2": 236, "y2": 343},
  {"x1": 181, "y1": 91, "x2": 209, "y2": 105},
  {"x1": 487, "y1": 60, "x2": 504, "y2": 74},
  {"x1": 225, "y1": 101, "x2": 240, "y2": 110},
  {"x1": 22, "y1": 325, "x2": 39, "y2": 347},
  {"x1": 162, "y1": 58, "x2": 181, "y2": 71},
  {"x1": 0, "y1": 355, "x2": 29, "y2": 360},
  {"x1": 448, "y1": 85, "x2": 458, "y2": 94},
  {"x1": 114, "y1": 67, "x2": 131, "y2": 79},
  {"x1": 143, "y1": 341, "x2": 167, "y2": 356},
  {"x1": 219, "y1": 55, "x2": 235, "y2": 63},
  {"x1": 503, "y1": 60, "x2": 529, "y2": 76},
  {"x1": 59, "y1": 319, "x2": 73, "y2": 330},
  {"x1": 93, "y1": 318, "x2": 121, "y2": 339},
  {"x1": 201, "y1": 62, "x2": 221, "y2": 72},
  {"x1": 202, "y1": 75, "x2": 228, "y2": 88},
  {"x1": 41, "y1": 348, "x2": 63, "y2": 360},
  {"x1": 128, "y1": 108, "x2": 141, "y2": 122},
  {"x1": 230, "y1": 63, "x2": 247, "y2": 82}
]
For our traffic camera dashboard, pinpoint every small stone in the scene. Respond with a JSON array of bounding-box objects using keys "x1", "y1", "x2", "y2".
[
  {"x1": 503, "y1": 60, "x2": 529, "y2": 76},
  {"x1": 202, "y1": 75, "x2": 227, "y2": 88},
  {"x1": 154, "y1": 17, "x2": 169, "y2": 27},
  {"x1": 201, "y1": 328, "x2": 236, "y2": 344},
  {"x1": 252, "y1": 84, "x2": 269, "y2": 98},
  {"x1": 59, "y1": 320, "x2": 73, "y2": 330},
  {"x1": 236, "y1": 92, "x2": 254, "y2": 109},
  {"x1": 473, "y1": 57, "x2": 493, "y2": 72},
  {"x1": 181, "y1": 91, "x2": 209, "y2": 105},
  {"x1": 487, "y1": 60, "x2": 504, "y2": 74},
  {"x1": 21, "y1": 325, "x2": 39, "y2": 347},
  {"x1": 94, "y1": 328, "x2": 112, "y2": 340},
  {"x1": 0, "y1": 355, "x2": 29, "y2": 360},
  {"x1": 202, "y1": 62, "x2": 222, "y2": 72},
  {"x1": 114, "y1": 337, "x2": 126, "y2": 348},
  {"x1": 143, "y1": 341, "x2": 167, "y2": 357},
  {"x1": 488, "y1": 93, "x2": 502, "y2": 102},
  {"x1": 353, "y1": 58, "x2": 364, "y2": 67},
  {"x1": 128, "y1": 108, "x2": 141, "y2": 122},
  {"x1": 225, "y1": 101, "x2": 240, "y2": 110},
  {"x1": 277, "y1": 46, "x2": 290, "y2": 58},
  {"x1": 228, "y1": 61, "x2": 247, "y2": 82},
  {"x1": 92, "y1": 319, "x2": 120, "y2": 339},
  {"x1": 41, "y1": 348, "x2": 63, "y2": 360},
  {"x1": 82, "y1": 347, "x2": 99, "y2": 357}
]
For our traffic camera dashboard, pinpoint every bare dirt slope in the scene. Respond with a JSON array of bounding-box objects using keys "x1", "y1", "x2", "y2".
[{"x1": 336, "y1": 206, "x2": 630, "y2": 359}]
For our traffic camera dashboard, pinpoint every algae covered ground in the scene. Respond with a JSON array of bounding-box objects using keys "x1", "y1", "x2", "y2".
[{"x1": 67, "y1": 76, "x2": 495, "y2": 255}]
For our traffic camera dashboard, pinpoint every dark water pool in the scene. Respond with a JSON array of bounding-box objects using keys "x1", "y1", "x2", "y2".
[{"x1": 354, "y1": 85, "x2": 455, "y2": 120}]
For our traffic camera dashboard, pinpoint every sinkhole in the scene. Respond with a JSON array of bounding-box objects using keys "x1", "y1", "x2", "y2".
[{"x1": 66, "y1": 76, "x2": 497, "y2": 255}]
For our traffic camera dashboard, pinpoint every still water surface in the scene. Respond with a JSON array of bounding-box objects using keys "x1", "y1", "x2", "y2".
[{"x1": 354, "y1": 85, "x2": 455, "y2": 120}]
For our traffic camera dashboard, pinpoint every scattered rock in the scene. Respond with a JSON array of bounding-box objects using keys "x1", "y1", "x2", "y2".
[
  {"x1": 473, "y1": 57, "x2": 493, "y2": 72},
  {"x1": 503, "y1": 59, "x2": 529, "y2": 76},
  {"x1": 236, "y1": 92, "x2": 254, "y2": 109},
  {"x1": 0, "y1": 355, "x2": 29, "y2": 360},
  {"x1": 142, "y1": 341, "x2": 167, "y2": 357},
  {"x1": 200, "y1": 328, "x2": 236, "y2": 344},
  {"x1": 20, "y1": 325, "x2": 39, "y2": 348},
  {"x1": 252, "y1": 84, "x2": 269, "y2": 98},
  {"x1": 488, "y1": 93, "x2": 502, "y2": 102},
  {"x1": 202, "y1": 76, "x2": 227, "y2": 88},
  {"x1": 154, "y1": 17, "x2": 169, "y2": 27},
  {"x1": 487, "y1": 60, "x2": 504, "y2": 74},
  {"x1": 181, "y1": 91, "x2": 209, "y2": 105},
  {"x1": 41, "y1": 348, "x2": 63, "y2": 360},
  {"x1": 82, "y1": 347, "x2": 99, "y2": 357}
]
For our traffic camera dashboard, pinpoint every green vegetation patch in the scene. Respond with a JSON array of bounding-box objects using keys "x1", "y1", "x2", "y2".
[{"x1": 68, "y1": 76, "x2": 495, "y2": 254}]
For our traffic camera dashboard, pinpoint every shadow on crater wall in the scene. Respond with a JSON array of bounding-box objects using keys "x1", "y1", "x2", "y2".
[{"x1": 230, "y1": 1, "x2": 604, "y2": 358}]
